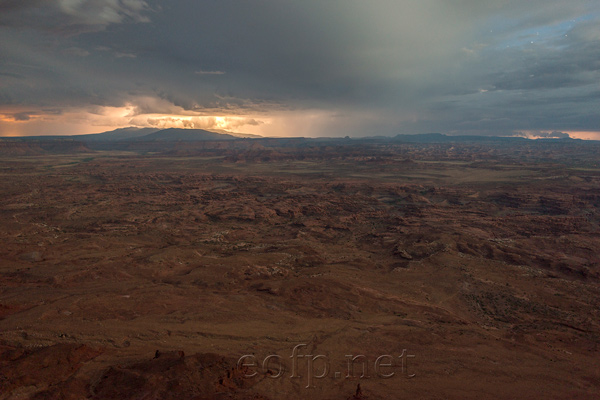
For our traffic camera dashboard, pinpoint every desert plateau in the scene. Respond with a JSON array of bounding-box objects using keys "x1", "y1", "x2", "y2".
[{"x1": 0, "y1": 137, "x2": 599, "y2": 399}]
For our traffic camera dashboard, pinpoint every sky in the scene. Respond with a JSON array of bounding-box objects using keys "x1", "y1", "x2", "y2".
[{"x1": 0, "y1": 0, "x2": 599, "y2": 138}]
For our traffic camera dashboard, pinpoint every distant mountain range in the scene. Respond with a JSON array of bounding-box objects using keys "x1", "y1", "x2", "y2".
[
  {"x1": 69, "y1": 127, "x2": 261, "y2": 142},
  {"x1": 0, "y1": 128, "x2": 591, "y2": 144},
  {"x1": 128, "y1": 128, "x2": 237, "y2": 142},
  {"x1": 71, "y1": 127, "x2": 161, "y2": 141},
  {"x1": 390, "y1": 133, "x2": 533, "y2": 143}
]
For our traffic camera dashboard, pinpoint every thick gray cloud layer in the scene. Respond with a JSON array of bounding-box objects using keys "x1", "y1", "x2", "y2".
[{"x1": 1, "y1": 0, "x2": 599, "y2": 136}]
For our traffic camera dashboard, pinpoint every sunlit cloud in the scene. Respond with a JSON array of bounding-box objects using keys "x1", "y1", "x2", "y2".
[
  {"x1": 0, "y1": 99, "x2": 271, "y2": 137},
  {"x1": 518, "y1": 130, "x2": 571, "y2": 139},
  {"x1": 129, "y1": 115, "x2": 265, "y2": 132}
]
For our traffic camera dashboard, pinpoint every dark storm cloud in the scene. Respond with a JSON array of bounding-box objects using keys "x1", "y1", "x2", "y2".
[
  {"x1": 0, "y1": 0, "x2": 599, "y2": 136},
  {"x1": 0, "y1": 72, "x2": 24, "y2": 79},
  {"x1": 0, "y1": 0, "x2": 44, "y2": 13},
  {"x1": 13, "y1": 112, "x2": 32, "y2": 121},
  {"x1": 488, "y1": 23, "x2": 600, "y2": 92},
  {"x1": 0, "y1": 0, "x2": 151, "y2": 34}
]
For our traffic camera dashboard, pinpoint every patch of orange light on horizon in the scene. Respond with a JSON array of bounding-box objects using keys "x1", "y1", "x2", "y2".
[
  {"x1": 0, "y1": 113, "x2": 26, "y2": 124},
  {"x1": 0, "y1": 129, "x2": 22, "y2": 137},
  {"x1": 569, "y1": 131, "x2": 600, "y2": 140}
]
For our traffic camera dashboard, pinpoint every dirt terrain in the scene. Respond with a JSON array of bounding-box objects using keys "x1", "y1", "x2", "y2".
[{"x1": 1, "y1": 141, "x2": 599, "y2": 399}]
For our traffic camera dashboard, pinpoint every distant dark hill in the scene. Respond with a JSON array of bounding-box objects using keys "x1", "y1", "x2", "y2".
[
  {"x1": 74, "y1": 127, "x2": 258, "y2": 142},
  {"x1": 133, "y1": 128, "x2": 238, "y2": 141},
  {"x1": 73, "y1": 127, "x2": 160, "y2": 142}
]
